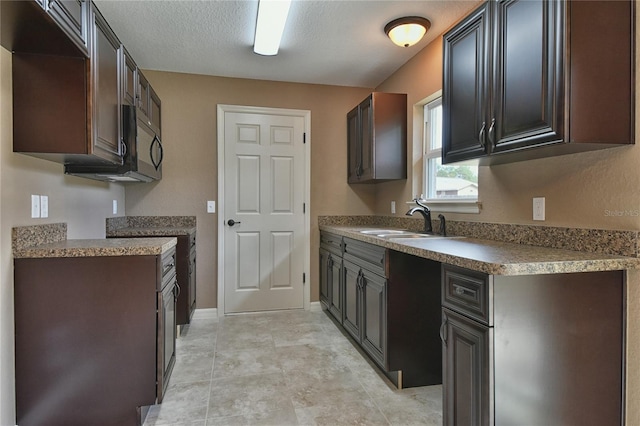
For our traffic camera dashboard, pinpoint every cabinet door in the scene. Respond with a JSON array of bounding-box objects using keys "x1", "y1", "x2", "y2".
[
  {"x1": 188, "y1": 249, "x2": 196, "y2": 319},
  {"x1": 442, "y1": 2, "x2": 490, "y2": 164},
  {"x1": 328, "y1": 254, "x2": 342, "y2": 322},
  {"x1": 442, "y1": 308, "x2": 492, "y2": 426},
  {"x1": 319, "y1": 248, "x2": 330, "y2": 309},
  {"x1": 342, "y1": 259, "x2": 361, "y2": 341},
  {"x1": 347, "y1": 106, "x2": 360, "y2": 183},
  {"x1": 358, "y1": 95, "x2": 374, "y2": 180},
  {"x1": 361, "y1": 269, "x2": 386, "y2": 368},
  {"x1": 150, "y1": 85, "x2": 162, "y2": 133},
  {"x1": 490, "y1": 0, "x2": 563, "y2": 154},
  {"x1": 91, "y1": 6, "x2": 123, "y2": 163},
  {"x1": 121, "y1": 46, "x2": 137, "y2": 106},
  {"x1": 46, "y1": 0, "x2": 89, "y2": 55},
  {"x1": 138, "y1": 70, "x2": 150, "y2": 117}
]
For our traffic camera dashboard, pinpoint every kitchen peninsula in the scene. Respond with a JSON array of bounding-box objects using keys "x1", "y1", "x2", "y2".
[{"x1": 12, "y1": 223, "x2": 178, "y2": 426}]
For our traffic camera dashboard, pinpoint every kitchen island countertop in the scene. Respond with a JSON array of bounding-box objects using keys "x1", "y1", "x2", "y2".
[{"x1": 320, "y1": 225, "x2": 640, "y2": 275}]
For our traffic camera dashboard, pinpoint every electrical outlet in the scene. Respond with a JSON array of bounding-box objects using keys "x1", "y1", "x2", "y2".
[
  {"x1": 31, "y1": 195, "x2": 41, "y2": 218},
  {"x1": 112, "y1": 200, "x2": 118, "y2": 215},
  {"x1": 40, "y1": 195, "x2": 48, "y2": 218},
  {"x1": 391, "y1": 201, "x2": 396, "y2": 214},
  {"x1": 207, "y1": 201, "x2": 216, "y2": 213},
  {"x1": 533, "y1": 197, "x2": 545, "y2": 221}
]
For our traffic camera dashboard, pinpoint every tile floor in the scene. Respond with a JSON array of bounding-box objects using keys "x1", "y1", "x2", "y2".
[{"x1": 143, "y1": 309, "x2": 443, "y2": 426}]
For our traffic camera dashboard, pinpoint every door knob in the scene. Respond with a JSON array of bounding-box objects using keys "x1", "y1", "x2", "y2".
[{"x1": 227, "y1": 219, "x2": 241, "y2": 226}]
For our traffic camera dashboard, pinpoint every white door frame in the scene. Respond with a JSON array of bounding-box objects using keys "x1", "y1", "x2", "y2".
[{"x1": 217, "y1": 104, "x2": 311, "y2": 316}]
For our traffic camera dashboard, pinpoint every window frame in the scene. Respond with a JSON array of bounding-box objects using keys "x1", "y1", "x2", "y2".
[{"x1": 418, "y1": 95, "x2": 481, "y2": 214}]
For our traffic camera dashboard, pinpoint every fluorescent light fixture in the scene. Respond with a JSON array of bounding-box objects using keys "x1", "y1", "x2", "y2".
[{"x1": 254, "y1": 0, "x2": 292, "y2": 55}]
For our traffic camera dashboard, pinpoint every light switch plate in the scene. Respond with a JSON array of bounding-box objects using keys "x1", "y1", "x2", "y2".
[
  {"x1": 112, "y1": 200, "x2": 118, "y2": 215},
  {"x1": 391, "y1": 201, "x2": 396, "y2": 214},
  {"x1": 40, "y1": 195, "x2": 48, "y2": 218},
  {"x1": 533, "y1": 197, "x2": 545, "y2": 221},
  {"x1": 31, "y1": 195, "x2": 40, "y2": 218},
  {"x1": 207, "y1": 201, "x2": 216, "y2": 213}
]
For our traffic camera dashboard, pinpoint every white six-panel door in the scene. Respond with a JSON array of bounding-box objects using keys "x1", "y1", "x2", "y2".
[{"x1": 221, "y1": 108, "x2": 307, "y2": 313}]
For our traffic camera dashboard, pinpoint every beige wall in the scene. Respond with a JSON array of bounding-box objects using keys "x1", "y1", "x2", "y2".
[
  {"x1": 0, "y1": 47, "x2": 127, "y2": 424},
  {"x1": 125, "y1": 71, "x2": 374, "y2": 309}
]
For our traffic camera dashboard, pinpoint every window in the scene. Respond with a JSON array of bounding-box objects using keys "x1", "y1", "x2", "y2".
[{"x1": 423, "y1": 98, "x2": 478, "y2": 203}]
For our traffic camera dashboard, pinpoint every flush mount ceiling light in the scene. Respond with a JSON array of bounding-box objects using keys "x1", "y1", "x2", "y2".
[
  {"x1": 384, "y1": 16, "x2": 431, "y2": 47},
  {"x1": 253, "y1": 0, "x2": 292, "y2": 56}
]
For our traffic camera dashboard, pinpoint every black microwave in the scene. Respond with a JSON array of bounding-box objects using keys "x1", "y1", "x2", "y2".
[{"x1": 65, "y1": 106, "x2": 163, "y2": 182}]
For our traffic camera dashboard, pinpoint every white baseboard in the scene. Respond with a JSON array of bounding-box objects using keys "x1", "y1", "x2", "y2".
[
  {"x1": 192, "y1": 308, "x2": 218, "y2": 319},
  {"x1": 309, "y1": 301, "x2": 322, "y2": 312}
]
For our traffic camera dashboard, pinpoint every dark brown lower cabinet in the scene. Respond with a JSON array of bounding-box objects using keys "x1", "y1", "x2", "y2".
[
  {"x1": 107, "y1": 231, "x2": 196, "y2": 325},
  {"x1": 441, "y1": 264, "x2": 624, "y2": 426},
  {"x1": 441, "y1": 308, "x2": 492, "y2": 425},
  {"x1": 330, "y1": 235, "x2": 442, "y2": 389},
  {"x1": 14, "y1": 249, "x2": 177, "y2": 426}
]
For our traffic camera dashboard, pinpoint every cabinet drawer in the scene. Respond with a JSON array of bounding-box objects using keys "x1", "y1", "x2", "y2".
[
  {"x1": 442, "y1": 265, "x2": 492, "y2": 325},
  {"x1": 343, "y1": 237, "x2": 386, "y2": 277},
  {"x1": 320, "y1": 232, "x2": 343, "y2": 257}
]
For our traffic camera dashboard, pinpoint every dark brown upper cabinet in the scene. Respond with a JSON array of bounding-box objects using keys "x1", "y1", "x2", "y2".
[
  {"x1": 443, "y1": 0, "x2": 635, "y2": 165},
  {"x1": 122, "y1": 46, "x2": 138, "y2": 107},
  {"x1": 90, "y1": 4, "x2": 124, "y2": 164},
  {"x1": 46, "y1": 0, "x2": 90, "y2": 55},
  {"x1": 1, "y1": 0, "x2": 89, "y2": 58},
  {"x1": 347, "y1": 92, "x2": 407, "y2": 183},
  {"x1": 6, "y1": 0, "x2": 124, "y2": 166}
]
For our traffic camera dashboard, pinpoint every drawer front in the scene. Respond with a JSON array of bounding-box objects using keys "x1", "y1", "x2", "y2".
[
  {"x1": 320, "y1": 232, "x2": 343, "y2": 257},
  {"x1": 442, "y1": 265, "x2": 491, "y2": 325},
  {"x1": 343, "y1": 238, "x2": 386, "y2": 277}
]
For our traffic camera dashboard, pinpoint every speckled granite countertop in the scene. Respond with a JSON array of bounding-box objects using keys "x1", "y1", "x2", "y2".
[
  {"x1": 105, "y1": 216, "x2": 196, "y2": 238},
  {"x1": 106, "y1": 226, "x2": 196, "y2": 237},
  {"x1": 12, "y1": 223, "x2": 177, "y2": 259},
  {"x1": 321, "y1": 225, "x2": 640, "y2": 275},
  {"x1": 13, "y1": 237, "x2": 177, "y2": 259}
]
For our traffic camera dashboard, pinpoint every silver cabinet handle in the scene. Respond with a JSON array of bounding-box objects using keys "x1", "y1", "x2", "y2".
[
  {"x1": 488, "y1": 118, "x2": 496, "y2": 147},
  {"x1": 440, "y1": 312, "x2": 448, "y2": 346},
  {"x1": 478, "y1": 121, "x2": 486, "y2": 149}
]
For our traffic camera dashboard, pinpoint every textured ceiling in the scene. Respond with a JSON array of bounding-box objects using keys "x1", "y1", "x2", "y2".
[{"x1": 94, "y1": 0, "x2": 480, "y2": 88}]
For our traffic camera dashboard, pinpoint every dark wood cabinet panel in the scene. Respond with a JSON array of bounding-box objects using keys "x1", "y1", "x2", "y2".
[
  {"x1": 122, "y1": 46, "x2": 137, "y2": 106},
  {"x1": 150, "y1": 85, "x2": 162, "y2": 134},
  {"x1": 347, "y1": 92, "x2": 407, "y2": 183},
  {"x1": 46, "y1": 0, "x2": 89, "y2": 55},
  {"x1": 490, "y1": 0, "x2": 563, "y2": 154},
  {"x1": 319, "y1": 248, "x2": 330, "y2": 308},
  {"x1": 442, "y1": 264, "x2": 624, "y2": 425},
  {"x1": 328, "y1": 253, "x2": 342, "y2": 320},
  {"x1": 91, "y1": 6, "x2": 122, "y2": 162},
  {"x1": 14, "y1": 250, "x2": 176, "y2": 426},
  {"x1": 442, "y1": 308, "x2": 492, "y2": 426},
  {"x1": 138, "y1": 70, "x2": 150, "y2": 118},
  {"x1": 442, "y1": 0, "x2": 634, "y2": 165},
  {"x1": 342, "y1": 258, "x2": 361, "y2": 341},
  {"x1": 442, "y1": 2, "x2": 490, "y2": 163},
  {"x1": 360, "y1": 269, "x2": 386, "y2": 367},
  {"x1": 347, "y1": 107, "x2": 360, "y2": 182}
]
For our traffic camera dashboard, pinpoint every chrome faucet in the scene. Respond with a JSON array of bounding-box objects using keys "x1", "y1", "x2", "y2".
[{"x1": 406, "y1": 198, "x2": 433, "y2": 234}]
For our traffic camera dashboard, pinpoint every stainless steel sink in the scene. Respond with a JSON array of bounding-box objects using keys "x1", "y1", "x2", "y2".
[
  {"x1": 359, "y1": 229, "x2": 462, "y2": 240},
  {"x1": 359, "y1": 229, "x2": 409, "y2": 235}
]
